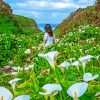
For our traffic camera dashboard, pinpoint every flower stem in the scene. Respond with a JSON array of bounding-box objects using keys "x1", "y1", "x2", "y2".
[
  {"x1": 50, "y1": 94, "x2": 54, "y2": 100},
  {"x1": 74, "y1": 92, "x2": 78, "y2": 100},
  {"x1": 44, "y1": 95, "x2": 48, "y2": 100}
]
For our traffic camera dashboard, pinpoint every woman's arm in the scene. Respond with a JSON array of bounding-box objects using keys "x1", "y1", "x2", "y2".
[
  {"x1": 38, "y1": 33, "x2": 48, "y2": 50},
  {"x1": 38, "y1": 39, "x2": 47, "y2": 50}
]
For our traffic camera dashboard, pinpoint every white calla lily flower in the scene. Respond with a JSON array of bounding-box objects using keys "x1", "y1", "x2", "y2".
[
  {"x1": 12, "y1": 66, "x2": 23, "y2": 71},
  {"x1": 8, "y1": 61, "x2": 13, "y2": 66},
  {"x1": 24, "y1": 49, "x2": 31, "y2": 54},
  {"x1": 67, "y1": 82, "x2": 88, "y2": 100},
  {"x1": 79, "y1": 55, "x2": 94, "y2": 70},
  {"x1": 95, "y1": 55, "x2": 100, "y2": 60},
  {"x1": 83, "y1": 73, "x2": 99, "y2": 82},
  {"x1": 71, "y1": 61, "x2": 80, "y2": 70},
  {"x1": 24, "y1": 64, "x2": 34, "y2": 71},
  {"x1": 11, "y1": 72, "x2": 18, "y2": 76},
  {"x1": 79, "y1": 49, "x2": 82, "y2": 53},
  {"x1": 9, "y1": 78, "x2": 21, "y2": 90},
  {"x1": 0, "y1": 87, "x2": 13, "y2": 100},
  {"x1": 58, "y1": 61, "x2": 70, "y2": 69},
  {"x1": 95, "y1": 92, "x2": 100, "y2": 97},
  {"x1": 38, "y1": 51, "x2": 59, "y2": 69},
  {"x1": 85, "y1": 50, "x2": 89, "y2": 53},
  {"x1": 39, "y1": 84, "x2": 62, "y2": 95},
  {"x1": 14, "y1": 95, "x2": 30, "y2": 100},
  {"x1": 69, "y1": 58, "x2": 76, "y2": 63},
  {"x1": 32, "y1": 57, "x2": 38, "y2": 61}
]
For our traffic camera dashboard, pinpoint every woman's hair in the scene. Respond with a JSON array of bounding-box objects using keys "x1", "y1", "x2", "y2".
[{"x1": 44, "y1": 24, "x2": 53, "y2": 37}]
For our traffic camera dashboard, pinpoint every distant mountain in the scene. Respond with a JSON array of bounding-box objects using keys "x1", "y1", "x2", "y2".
[
  {"x1": 14, "y1": 15, "x2": 40, "y2": 34},
  {"x1": 14, "y1": 15, "x2": 38, "y2": 28},
  {"x1": 54, "y1": 0, "x2": 100, "y2": 36}
]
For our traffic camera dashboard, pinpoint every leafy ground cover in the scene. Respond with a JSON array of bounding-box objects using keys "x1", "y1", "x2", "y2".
[
  {"x1": 0, "y1": 25, "x2": 100, "y2": 100},
  {"x1": 0, "y1": 13, "x2": 42, "y2": 66}
]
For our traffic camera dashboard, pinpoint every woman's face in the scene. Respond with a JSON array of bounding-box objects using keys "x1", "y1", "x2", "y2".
[
  {"x1": 45, "y1": 24, "x2": 52, "y2": 32},
  {"x1": 46, "y1": 28, "x2": 51, "y2": 32}
]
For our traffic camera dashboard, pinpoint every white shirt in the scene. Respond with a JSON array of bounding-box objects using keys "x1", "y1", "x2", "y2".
[{"x1": 43, "y1": 32, "x2": 55, "y2": 47}]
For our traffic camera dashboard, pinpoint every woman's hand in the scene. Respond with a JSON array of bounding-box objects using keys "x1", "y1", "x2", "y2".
[
  {"x1": 38, "y1": 40, "x2": 47, "y2": 50},
  {"x1": 38, "y1": 43, "x2": 44, "y2": 50}
]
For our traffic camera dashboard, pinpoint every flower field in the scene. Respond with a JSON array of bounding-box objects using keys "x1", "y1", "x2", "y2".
[{"x1": 0, "y1": 25, "x2": 100, "y2": 100}]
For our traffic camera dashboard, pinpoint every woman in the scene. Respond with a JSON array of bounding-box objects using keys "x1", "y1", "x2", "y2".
[{"x1": 38, "y1": 24, "x2": 55, "y2": 50}]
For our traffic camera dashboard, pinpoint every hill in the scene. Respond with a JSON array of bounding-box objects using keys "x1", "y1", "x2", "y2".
[
  {"x1": 0, "y1": 0, "x2": 12, "y2": 16},
  {"x1": 54, "y1": 1, "x2": 100, "y2": 36},
  {"x1": 14, "y1": 15, "x2": 40, "y2": 34},
  {"x1": 0, "y1": 0, "x2": 40, "y2": 34},
  {"x1": 0, "y1": 0, "x2": 22, "y2": 34},
  {"x1": 0, "y1": 0, "x2": 42, "y2": 66},
  {"x1": 14, "y1": 15, "x2": 38, "y2": 28}
]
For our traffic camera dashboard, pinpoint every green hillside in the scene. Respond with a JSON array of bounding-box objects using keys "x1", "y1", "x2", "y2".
[
  {"x1": 0, "y1": 1, "x2": 22, "y2": 34},
  {"x1": 0, "y1": 0, "x2": 42, "y2": 66},
  {"x1": 14, "y1": 15, "x2": 38, "y2": 28},
  {"x1": 54, "y1": 1, "x2": 100, "y2": 36},
  {"x1": 14, "y1": 15, "x2": 40, "y2": 34},
  {"x1": 0, "y1": 13, "x2": 23, "y2": 34}
]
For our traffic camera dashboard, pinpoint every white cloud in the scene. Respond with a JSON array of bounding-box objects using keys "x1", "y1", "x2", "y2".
[
  {"x1": 63, "y1": 0, "x2": 74, "y2": 2},
  {"x1": 5, "y1": 0, "x2": 95, "y2": 23},
  {"x1": 16, "y1": 0, "x2": 78, "y2": 10},
  {"x1": 53, "y1": 2, "x2": 77, "y2": 9},
  {"x1": 13, "y1": 10, "x2": 42, "y2": 18},
  {"x1": 51, "y1": 12, "x2": 68, "y2": 18},
  {"x1": 78, "y1": 0, "x2": 89, "y2": 3},
  {"x1": 78, "y1": 0, "x2": 95, "y2": 4}
]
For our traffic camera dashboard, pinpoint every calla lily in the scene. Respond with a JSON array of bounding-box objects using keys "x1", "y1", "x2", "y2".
[
  {"x1": 32, "y1": 57, "x2": 38, "y2": 61},
  {"x1": 71, "y1": 61, "x2": 80, "y2": 70},
  {"x1": 12, "y1": 66, "x2": 23, "y2": 71},
  {"x1": 69, "y1": 58, "x2": 76, "y2": 63},
  {"x1": 85, "y1": 50, "x2": 89, "y2": 53},
  {"x1": 83, "y1": 73, "x2": 99, "y2": 82},
  {"x1": 32, "y1": 46, "x2": 37, "y2": 50},
  {"x1": 67, "y1": 82, "x2": 88, "y2": 100},
  {"x1": 11, "y1": 72, "x2": 18, "y2": 76},
  {"x1": 24, "y1": 64, "x2": 34, "y2": 71},
  {"x1": 38, "y1": 51, "x2": 59, "y2": 69},
  {"x1": 58, "y1": 61, "x2": 70, "y2": 69},
  {"x1": 8, "y1": 61, "x2": 13, "y2": 66},
  {"x1": 79, "y1": 49, "x2": 82, "y2": 53},
  {"x1": 94, "y1": 55, "x2": 100, "y2": 60},
  {"x1": 39, "y1": 83, "x2": 62, "y2": 95},
  {"x1": 14, "y1": 95, "x2": 30, "y2": 100},
  {"x1": 0, "y1": 87, "x2": 30, "y2": 100},
  {"x1": 24, "y1": 49, "x2": 31, "y2": 54},
  {"x1": 0, "y1": 87, "x2": 13, "y2": 100},
  {"x1": 79, "y1": 55, "x2": 94, "y2": 70},
  {"x1": 95, "y1": 92, "x2": 100, "y2": 97},
  {"x1": 9, "y1": 78, "x2": 21, "y2": 90}
]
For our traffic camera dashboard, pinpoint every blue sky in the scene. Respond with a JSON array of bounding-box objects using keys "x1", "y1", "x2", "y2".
[{"x1": 4, "y1": 0, "x2": 95, "y2": 24}]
